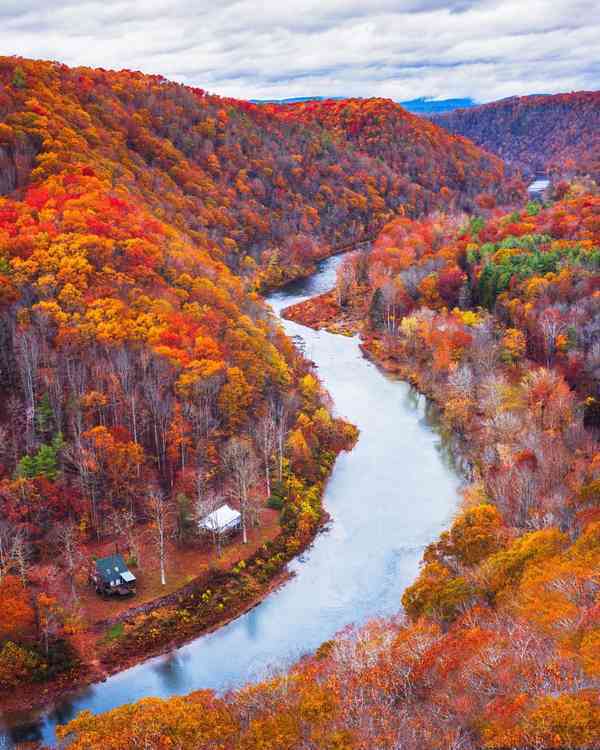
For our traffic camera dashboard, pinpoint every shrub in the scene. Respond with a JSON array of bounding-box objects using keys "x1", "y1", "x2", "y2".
[
  {"x1": 267, "y1": 495, "x2": 284, "y2": 510},
  {"x1": 480, "y1": 527, "x2": 567, "y2": 598},
  {"x1": 0, "y1": 641, "x2": 43, "y2": 688},
  {"x1": 402, "y1": 561, "x2": 475, "y2": 623},
  {"x1": 104, "y1": 623, "x2": 124, "y2": 642}
]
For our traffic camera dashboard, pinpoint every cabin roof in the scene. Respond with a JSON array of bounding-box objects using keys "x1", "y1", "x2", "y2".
[
  {"x1": 199, "y1": 503, "x2": 241, "y2": 534},
  {"x1": 95, "y1": 553, "x2": 136, "y2": 584}
]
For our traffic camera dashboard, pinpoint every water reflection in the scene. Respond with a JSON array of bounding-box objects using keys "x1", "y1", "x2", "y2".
[
  {"x1": 244, "y1": 606, "x2": 260, "y2": 642},
  {"x1": 1, "y1": 254, "x2": 464, "y2": 747},
  {"x1": 151, "y1": 652, "x2": 187, "y2": 692},
  {"x1": 403, "y1": 386, "x2": 421, "y2": 412}
]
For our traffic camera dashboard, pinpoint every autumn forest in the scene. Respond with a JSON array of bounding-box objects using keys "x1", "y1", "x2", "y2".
[{"x1": 0, "y1": 53, "x2": 598, "y2": 750}]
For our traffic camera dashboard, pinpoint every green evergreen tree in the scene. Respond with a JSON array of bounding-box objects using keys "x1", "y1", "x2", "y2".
[
  {"x1": 368, "y1": 287, "x2": 385, "y2": 330},
  {"x1": 36, "y1": 393, "x2": 54, "y2": 436},
  {"x1": 16, "y1": 433, "x2": 64, "y2": 481}
]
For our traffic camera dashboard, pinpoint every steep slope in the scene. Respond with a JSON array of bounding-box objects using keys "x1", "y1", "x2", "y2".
[
  {"x1": 267, "y1": 97, "x2": 519, "y2": 212},
  {"x1": 0, "y1": 58, "x2": 515, "y2": 288},
  {"x1": 432, "y1": 91, "x2": 600, "y2": 181}
]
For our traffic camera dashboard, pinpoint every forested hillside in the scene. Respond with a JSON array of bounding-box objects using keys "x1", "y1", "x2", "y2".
[
  {"x1": 0, "y1": 143, "x2": 363, "y2": 699},
  {"x1": 0, "y1": 58, "x2": 516, "y2": 288},
  {"x1": 432, "y1": 91, "x2": 600, "y2": 182},
  {"x1": 265, "y1": 97, "x2": 497, "y2": 206},
  {"x1": 58, "y1": 187, "x2": 600, "y2": 749}
]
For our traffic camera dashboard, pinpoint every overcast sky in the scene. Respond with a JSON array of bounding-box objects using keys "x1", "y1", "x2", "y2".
[{"x1": 1, "y1": 0, "x2": 598, "y2": 102}]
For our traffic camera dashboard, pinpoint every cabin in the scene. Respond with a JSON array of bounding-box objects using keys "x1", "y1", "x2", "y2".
[
  {"x1": 198, "y1": 503, "x2": 242, "y2": 537},
  {"x1": 90, "y1": 553, "x2": 136, "y2": 596}
]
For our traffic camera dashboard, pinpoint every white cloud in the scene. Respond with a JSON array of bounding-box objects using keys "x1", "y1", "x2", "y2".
[{"x1": 0, "y1": 0, "x2": 598, "y2": 101}]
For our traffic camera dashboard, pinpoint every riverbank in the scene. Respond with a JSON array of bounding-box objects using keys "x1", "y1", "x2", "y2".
[
  {"x1": 1, "y1": 425, "x2": 356, "y2": 721},
  {"x1": 0, "y1": 481, "x2": 346, "y2": 719},
  {"x1": 0, "y1": 553, "x2": 288, "y2": 716},
  {"x1": 281, "y1": 289, "x2": 361, "y2": 335},
  {"x1": 2, "y1": 274, "x2": 461, "y2": 723},
  {"x1": 0, "y1": 565, "x2": 294, "y2": 717},
  {"x1": 1, "y1": 261, "x2": 365, "y2": 724},
  {"x1": 256, "y1": 239, "x2": 374, "y2": 295},
  {"x1": 282, "y1": 291, "x2": 474, "y2": 460},
  {"x1": 272, "y1": 240, "x2": 600, "y2": 750}
]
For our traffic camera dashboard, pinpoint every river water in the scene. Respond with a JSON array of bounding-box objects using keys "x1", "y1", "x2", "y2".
[
  {"x1": 528, "y1": 177, "x2": 550, "y2": 196},
  {"x1": 1, "y1": 255, "x2": 463, "y2": 747}
]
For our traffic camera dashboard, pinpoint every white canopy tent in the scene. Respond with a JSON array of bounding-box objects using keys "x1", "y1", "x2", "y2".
[{"x1": 198, "y1": 503, "x2": 242, "y2": 535}]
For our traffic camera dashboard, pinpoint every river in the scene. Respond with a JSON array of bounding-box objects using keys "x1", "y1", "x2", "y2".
[
  {"x1": 528, "y1": 177, "x2": 550, "y2": 196},
  {"x1": 1, "y1": 255, "x2": 463, "y2": 747}
]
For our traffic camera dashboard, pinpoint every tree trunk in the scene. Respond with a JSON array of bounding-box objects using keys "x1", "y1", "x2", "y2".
[{"x1": 241, "y1": 486, "x2": 248, "y2": 544}]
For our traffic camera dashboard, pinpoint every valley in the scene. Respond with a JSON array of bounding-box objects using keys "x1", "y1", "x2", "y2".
[{"x1": 0, "y1": 50, "x2": 598, "y2": 750}]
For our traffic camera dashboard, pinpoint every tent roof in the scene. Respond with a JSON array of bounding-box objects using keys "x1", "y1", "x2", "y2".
[{"x1": 199, "y1": 503, "x2": 241, "y2": 533}]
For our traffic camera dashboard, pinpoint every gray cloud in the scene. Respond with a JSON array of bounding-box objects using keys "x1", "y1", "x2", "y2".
[{"x1": 0, "y1": 0, "x2": 598, "y2": 101}]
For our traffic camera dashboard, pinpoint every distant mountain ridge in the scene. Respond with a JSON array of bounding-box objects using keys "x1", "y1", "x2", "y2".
[
  {"x1": 251, "y1": 96, "x2": 476, "y2": 114},
  {"x1": 250, "y1": 96, "x2": 347, "y2": 104},
  {"x1": 399, "y1": 97, "x2": 476, "y2": 114}
]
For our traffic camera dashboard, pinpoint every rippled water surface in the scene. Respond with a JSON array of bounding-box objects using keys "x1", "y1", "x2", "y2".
[{"x1": 2, "y1": 256, "x2": 463, "y2": 747}]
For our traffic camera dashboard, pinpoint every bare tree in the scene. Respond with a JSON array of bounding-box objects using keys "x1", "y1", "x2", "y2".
[
  {"x1": 35, "y1": 564, "x2": 62, "y2": 657},
  {"x1": 335, "y1": 256, "x2": 357, "y2": 307},
  {"x1": 253, "y1": 413, "x2": 276, "y2": 497},
  {"x1": 269, "y1": 394, "x2": 296, "y2": 483},
  {"x1": 141, "y1": 356, "x2": 173, "y2": 479},
  {"x1": 52, "y1": 522, "x2": 83, "y2": 598},
  {"x1": 44, "y1": 365, "x2": 64, "y2": 436},
  {"x1": 0, "y1": 425, "x2": 10, "y2": 466},
  {"x1": 187, "y1": 374, "x2": 222, "y2": 440},
  {"x1": 381, "y1": 278, "x2": 403, "y2": 335},
  {"x1": 63, "y1": 439, "x2": 101, "y2": 536},
  {"x1": 0, "y1": 522, "x2": 9, "y2": 581},
  {"x1": 539, "y1": 307, "x2": 567, "y2": 367},
  {"x1": 6, "y1": 395, "x2": 25, "y2": 465},
  {"x1": 13, "y1": 327, "x2": 41, "y2": 450},
  {"x1": 147, "y1": 488, "x2": 171, "y2": 586},
  {"x1": 10, "y1": 532, "x2": 31, "y2": 585},
  {"x1": 470, "y1": 319, "x2": 500, "y2": 376},
  {"x1": 64, "y1": 355, "x2": 88, "y2": 445},
  {"x1": 223, "y1": 437, "x2": 258, "y2": 544},
  {"x1": 195, "y1": 489, "x2": 225, "y2": 557},
  {"x1": 107, "y1": 509, "x2": 141, "y2": 566},
  {"x1": 0, "y1": 520, "x2": 22, "y2": 581}
]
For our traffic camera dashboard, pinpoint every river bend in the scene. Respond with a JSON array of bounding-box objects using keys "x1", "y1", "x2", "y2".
[{"x1": 1, "y1": 255, "x2": 463, "y2": 747}]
